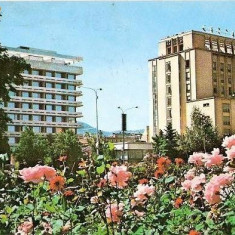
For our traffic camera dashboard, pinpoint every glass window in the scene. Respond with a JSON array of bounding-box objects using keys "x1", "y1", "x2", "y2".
[
  {"x1": 46, "y1": 82, "x2": 53, "y2": 88},
  {"x1": 32, "y1": 70, "x2": 39, "y2": 75},
  {"x1": 8, "y1": 114, "x2": 15, "y2": 120},
  {"x1": 55, "y1": 72, "x2": 61, "y2": 78},
  {"x1": 46, "y1": 71, "x2": 53, "y2": 77},
  {"x1": 166, "y1": 74, "x2": 171, "y2": 83},
  {"x1": 68, "y1": 106, "x2": 75, "y2": 112},
  {"x1": 32, "y1": 93, "x2": 40, "y2": 98},
  {"x1": 22, "y1": 92, "x2": 29, "y2": 97},
  {"x1": 33, "y1": 104, "x2": 39, "y2": 110},
  {"x1": 166, "y1": 86, "x2": 171, "y2": 95},
  {"x1": 56, "y1": 83, "x2": 62, "y2": 89},
  {"x1": 227, "y1": 64, "x2": 232, "y2": 72},
  {"x1": 32, "y1": 81, "x2": 40, "y2": 87},
  {"x1": 22, "y1": 115, "x2": 29, "y2": 121},
  {"x1": 166, "y1": 62, "x2": 171, "y2": 72},
  {"x1": 24, "y1": 69, "x2": 29, "y2": 74},
  {"x1": 55, "y1": 95, "x2": 62, "y2": 100},
  {"x1": 9, "y1": 137, "x2": 15, "y2": 144},
  {"x1": 68, "y1": 95, "x2": 75, "y2": 101},
  {"x1": 33, "y1": 126, "x2": 40, "y2": 133},
  {"x1": 56, "y1": 106, "x2": 62, "y2": 111},
  {"x1": 33, "y1": 115, "x2": 41, "y2": 121},
  {"x1": 22, "y1": 103, "x2": 29, "y2": 109},
  {"x1": 226, "y1": 44, "x2": 233, "y2": 54},
  {"x1": 222, "y1": 103, "x2": 230, "y2": 113},
  {"x1": 8, "y1": 102, "x2": 15, "y2": 108},
  {"x1": 68, "y1": 74, "x2": 75, "y2": 80},
  {"x1": 205, "y1": 39, "x2": 211, "y2": 50},
  {"x1": 8, "y1": 125, "x2": 15, "y2": 132},
  {"x1": 46, "y1": 116, "x2": 53, "y2": 122},
  {"x1": 185, "y1": 60, "x2": 190, "y2": 68},
  {"x1": 9, "y1": 91, "x2": 16, "y2": 97},
  {"x1": 212, "y1": 41, "x2": 218, "y2": 51},
  {"x1": 56, "y1": 117, "x2": 62, "y2": 122},
  {"x1": 223, "y1": 116, "x2": 230, "y2": 126},
  {"x1": 46, "y1": 105, "x2": 53, "y2": 111},
  {"x1": 68, "y1": 85, "x2": 75, "y2": 90},
  {"x1": 213, "y1": 61, "x2": 217, "y2": 70},
  {"x1": 46, "y1": 94, "x2": 53, "y2": 99},
  {"x1": 220, "y1": 63, "x2": 224, "y2": 72},
  {"x1": 167, "y1": 109, "x2": 172, "y2": 119},
  {"x1": 46, "y1": 127, "x2": 53, "y2": 133}
]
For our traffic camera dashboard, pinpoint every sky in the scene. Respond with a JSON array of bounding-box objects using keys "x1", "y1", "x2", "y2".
[{"x1": 1, "y1": 1, "x2": 235, "y2": 132}]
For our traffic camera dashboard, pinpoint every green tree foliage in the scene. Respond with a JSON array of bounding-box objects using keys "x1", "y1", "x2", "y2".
[
  {"x1": 0, "y1": 46, "x2": 30, "y2": 153},
  {"x1": 177, "y1": 107, "x2": 221, "y2": 157},
  {"x1": 51, "y1": 130, "x2": 82, "y2": 167},
  {"x1": 152, "y1": 123, "x2": 179, "y2": 159},
  {"x1": 14, "y1": 127, "x2": 51, "y2": 166}
]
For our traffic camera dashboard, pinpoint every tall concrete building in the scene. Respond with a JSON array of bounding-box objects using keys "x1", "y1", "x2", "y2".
[
  {"x1": 2, "y1": 46, "x2": 83, "y2": 145},
  {"x1": 149, "y1": 30, "x2": 235, "y2": 139}
]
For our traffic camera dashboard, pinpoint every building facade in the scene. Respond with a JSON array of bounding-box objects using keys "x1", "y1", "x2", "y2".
[
  {"x1": 3, "y1": 46, "x2": 83, "y2": 145},
  {"x1": 149, "y1": 30, "x2": 235, "y2": 138}
]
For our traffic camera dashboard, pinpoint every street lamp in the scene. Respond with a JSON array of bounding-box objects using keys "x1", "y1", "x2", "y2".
[
  {"x1": 82, "y1": 86, "x2": 102, "y2": 155},
  {"x1": 117, "y1": 106, "x2": 138, "y2": 161}
]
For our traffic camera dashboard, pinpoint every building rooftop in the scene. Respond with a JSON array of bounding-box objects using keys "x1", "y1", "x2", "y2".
[{"x1": 6, "y1": 46, "x2": 82, "y2": 61}]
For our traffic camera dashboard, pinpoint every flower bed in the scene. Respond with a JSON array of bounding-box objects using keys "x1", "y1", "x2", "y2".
[{"x1": 0, "y1": 136, "x2": 235, "y2": 234}]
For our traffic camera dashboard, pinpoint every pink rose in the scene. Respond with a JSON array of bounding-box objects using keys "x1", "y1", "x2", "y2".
[
  {"x1": 188, "y1": 153, "x2": 204, "y2": 166},
  {"x1": 191, "y1": 174, "x2": 206, "y2": 192},
  {"x1": 182, "y1": 180, "x2": 192, "y2": 191},
  {"x1": 105, "y1": 202, "x2": 124, "y2": 223},
  {"x1": 133, "y1": 184, "x2": 155, "y2": 202},
  {"x1": 18, "y1": 221, "x2": 33, "y2": 234},
  {"x1": 204, "y1": 149, "x2": 224, "y2": 168},
  {"x1": 226, "y1": 146, "x2": 235, "y2": 160},
  {"x1": 222, "y1": 135, "x2": 235, "y2": 149}
]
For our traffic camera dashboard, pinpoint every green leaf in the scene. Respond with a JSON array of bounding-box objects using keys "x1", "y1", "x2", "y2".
[
  {"x1": 96, "y1": 164, "x2": 105, "y2": 174},
  {"x1": 165, "y1": 176, "x2": 175, "y2": 184},
  {"x1": 77, "y1": 206, "x2": 85, "y2": 212},
  {"x1": 77, "y1": 170, "x2": 86, "y2": 176},
  {"x1": 67, "y1": 178, "x2": 74, "y2": 183},
  {"x1": 108, "y1": 142, "x2": 115, "y2": 151},
  {"x1": 52, "y1": 219, "x2": 63, "y2": 233},
  {"x1": 97, "y1": 155, "x2": 104, "y2": 160}
]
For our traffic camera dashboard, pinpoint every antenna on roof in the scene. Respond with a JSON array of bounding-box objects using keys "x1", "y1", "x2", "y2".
[
  {"x1": 202, "y1": 25, "x2": 206, "y2": 32},
  {"x1": 217, "y1": 28, "x2": 221, "y2": 34},
  {"x1": 210, "y1": 27, "x2": 214, "y2": 33},
  {"x1": 232, "y1": 32, "x2": 235, "y2": 38}
]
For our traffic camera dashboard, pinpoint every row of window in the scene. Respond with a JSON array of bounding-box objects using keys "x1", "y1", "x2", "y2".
[
  {"x1": 212, "y1": 62, "x2": 232, "y2": 72},
  {"x1": 9, "y1": 91, "x2": 76, "y2": 101},
  {"x1": 8, "y1": 114, "x2": 76, "y2": 122},
  {"x1": 24, "y1": 69, "x2": 76, "y2": 80},
  {"x1": 22, "y1": 80, "x2": 76, "y2": 90},
  {"x1": 7, "y1": 102, "x2": 76, "y2": 112},
  {"x1": 166, "y1": 37, "x2": 184, "y2": 55},
  {"x1": 205, "y1": 39, "x2": 235, "y2": 54},
  {"x1": 213, "y1": 86, "x2": 233, "y2": 96}
]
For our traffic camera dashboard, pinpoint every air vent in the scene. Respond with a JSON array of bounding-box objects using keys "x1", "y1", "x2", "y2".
[{"x1": 19, "y1": 46, "x2": 30, "y2": 50}]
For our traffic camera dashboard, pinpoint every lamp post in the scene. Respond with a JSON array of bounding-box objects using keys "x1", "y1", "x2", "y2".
[
  {"x1": 82, "y1": 86, "x2": 102, "y2": 155},
  {"x1": 117, "y1": 106, "x2": 138, "y2": 161}
]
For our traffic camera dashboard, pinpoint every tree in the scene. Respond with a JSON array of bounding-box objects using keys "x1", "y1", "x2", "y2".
[
  {"x1": 177, "y1": 107, "x2": 221, "y2": 157},
  {"x1": 0, "y1": 45, "x2": 30, "y2": 152},
  {"x1": 14, "y1": 127, "x2": 51, "y2": 166},
  {"x1": 51, "y1": 130, "x2": 82, "y2": 168}
]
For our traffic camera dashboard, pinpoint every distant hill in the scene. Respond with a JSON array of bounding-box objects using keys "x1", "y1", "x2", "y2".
[{"x1": 77, "y1": 122, "x2": 144, "y2": 137}]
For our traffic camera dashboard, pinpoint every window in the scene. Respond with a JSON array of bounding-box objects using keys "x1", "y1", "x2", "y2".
[
  {"x1": 229, "y1": 87, "x2": 232, "y2": 96},
  {"x1": 68, "y1": 85, "x2": 75, "y2": 90},
  {"x1": 24, "y1": 81, "x2": 30, "y2": 86},
  {"x1": 7, "y1": 102, "x2": 15, "y2": 108},
  {"x1": 68, "y1": 106, "x2": 75, "y2": 112},
  {"x1": 22, "y1": 103, "x2": 30, "y2": 109},
  {"x1": 22, "y1": 115, "x2": 29, "y2": 121},
  {"x1": 166, "y1": 62, "x2": 171, "y2": 72},
  {"x1": 185, "y1": 60, "x2": 190, "y2": 68},
  {"x1": 227, "y1": 64, "x2": 232, "y2": 72},
  {"x1": 221, "y1": 86, "x2": 225, "y2": 95},
  {"x1": 212, "y1": 40, "x2": 218, "y2": 51},
  {"x1": 8, "y1": 114, "x2": 15, "y2": 120},
  {"x1": 46, "y1": 82, "x2": 53, "y2": 88},
  {"x1": 219, "y1": 42, "x2": 225, "y2": 53},
  {"x1": 223, "y1": 116, "x2": 230, "y2": 126},
  {"x1": 203, "y1": 103, "x2": 210, "y2": 107},
  {"x1": 46, "y1": 71, "x2": 53, "y2": 77},
  {"x1": 46, "y1": 94, "x2": 53, "y2": 99},
  {"x1": 55, "y1": 72, "x2": 61, "y2": 78},
  {"x1": 226, "y1": 44, "x2": 233, "y2": 54},
  {"x1": 167, "y1": 109, "x2": 172, "y2": 119},
  {"x1": 8, "y1": 125, "x2": 15, "y2": 132},
  {"x1": 55, "y1": 95, "x2": 62, "y2": 100},
  {"x1": 9, "y1": 91, "x2": 16, "y2": 97},
  {"x1": 220, "y1": 63, "x2": 224, "y2": 72},
  {"x1": 33, "y1": 115, "x2": 41, "y2": 121},
  {"x1": 186, "y1": 72, "x2": 190, "y2": 80},
  {"x1": 166, "y1": 86, "x2": 171, "y2": 95},
  {"x1": 213, "y1": 87, "x2": 217, "y2": 94},
  {"x1": 56, "y1": 106, "x2": 62, "y2": 111},
  {"x1": 32, "y1": 81, "x2": 40, "y2": 87},
  {"x1": 46, "y1": 127, "x2": 53, "y2": 133},
  {"x1": 228, "y1": 77, "x2": 232, "y2": 84},
  {"x1": 186, "y1": 95, "x2": 191, "y2": 101},
  {"x1": 167, "y1": 98, "x2": 171, "y2": 106},
  {"x1": 32, "y1": 93, "x2": 40, "y2": 98},
  {"x1": 33, "y1": 104, "x2": 39, "y2": 110},
  {"x1": 223, "y1": 103, "x2": 230, "y2": 113},
  {"x1": 186, "y1": 84, "x2": 190, "y2": 92},
  {"x1": 32, "y1": 70, "x2": 39, "y2": 75},
  {"x1": 173, "y1": 45, "x2": 177, "y2": 53},
  {"x1": 22, "y1": 92, "x2": 29, "y2": 98},
  {"x1": 213, "y1": 74, "x2": 217, "y2": 82},
  {"x1": 166, "y1": 40, "x2": 171, "y2": 55},
  {"x1": 224, "y1": 128, "x2": 231, "y2": 135},
  {"x1": 33, "y1": 126, "x2": 40, "y2": 133},
  {"x1": 68, "y1": 74, "x2": 75, "y2": 80},
  {"x1": 24, "y1": 69, "x2": 29, "y2": 74},
  {"x1": 9, "y1": 137, "x2": 15, "y2": 144},
  {"x1": 56, "y1": 117, "x2": 62, "y2": 122},
  {"x1": 205, "y1": 39, "x2": 211, "y2": 50},
  {"x1": 46, "y1": 116, "x2": 53, "y2": 122},
  {"x1": 56, "y1": 83, "x2": 62, "y2": 89},
  {"x1": 166, "y1": 74, "x2": 171, "y2": 83},
  {"x1": 46, "y1": 105, "x2": 53, "y2": 111},
  {"x1": 213, "y1": 61, "x2": 217, "y2": 70},
  {"x1": 68, "y1": 95, "x2": 75, "y2": 101}
]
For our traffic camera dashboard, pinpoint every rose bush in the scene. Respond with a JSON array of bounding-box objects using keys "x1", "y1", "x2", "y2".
[{"x1": 0, "y1": 135, "x2": 235, "y2": 234}]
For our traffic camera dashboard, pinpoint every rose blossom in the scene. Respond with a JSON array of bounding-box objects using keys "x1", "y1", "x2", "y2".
[
  {"x1": 190, "y1": 174, "x2": 206, "y2": 192},
  {"x1": 210, "y1": 173, "x2": 233, "y2": 187},
  {"x1": 182, "y1": 180, "x2": 192, "y2": 191},
  {"x1": 17, "y1": 221, "x2": 33, "y2": 234},
  {"x1": 19, "y1": 165, "x2": 56, "y2": 183},
  {"x1": 90, "y1": 196, "x2": 99, "y2": 204},
  {"x1": 204, "y1": 149, "x2": 224, "y2": 168},
  {"x1": 105, "y1": 165, "x2": 132, "y2": 188},
  {"x1": 105, "y1": 202, "x2": 124, "y2": 223},
  {"x1": 226, "y1": 145, "x2": 235, "y2": 160},
  {"x1": 133, "y1": 184, "x2": 155, "y2": 202},
  {"x1": 134, "y1": 210, "x2": 145, "y2": 217},
  {"x1": 185, "y1": 168, "x2": 196, "y2": 180},
  {"x1": 188, "y1": 153, "x2": 204, "y2": 166},
  {"x1": 222, "y1": 135, "x2": 235, "y2": 149}
]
